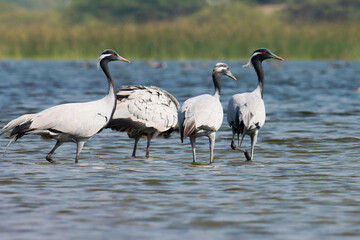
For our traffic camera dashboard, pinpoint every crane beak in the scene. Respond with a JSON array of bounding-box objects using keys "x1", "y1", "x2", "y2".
[
  {"x1": 227, "y1": 72, "x2": 237, "y2": 81},
  {"x1": 272, "y1": 53, "x2": 284, "y2": 61},
  {"x1": 118, "y1": 56, "x2": 130, "y2": 63}
]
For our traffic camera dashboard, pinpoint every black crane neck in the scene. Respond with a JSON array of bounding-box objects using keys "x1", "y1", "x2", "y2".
[
  {"x1": 212, "y1": 71, "x2": 222, "y2": 99},
  {"x1": 251, "y1": 57, "x2": 265, "y2": 98},
  {"x1": 99, "y1": 60, "x2": 117, "y2": 120},
  {"x1": 100, "y1": 60, "x2": 116, "y2": 95}
]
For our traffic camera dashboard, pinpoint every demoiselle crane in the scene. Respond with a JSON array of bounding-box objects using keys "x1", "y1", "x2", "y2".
[
  {"x1": 227, "y1": 48, "x2": 283, "y2": 160},
  {"x1": 106, "y1": 85, "x2": 180, "y2": 157},
  {"x1": 0, "y1": 49, "x2": 130, "y2": 163},
  {"x1": 178, "y1": 63, "x2": 236, "y2": 163}
]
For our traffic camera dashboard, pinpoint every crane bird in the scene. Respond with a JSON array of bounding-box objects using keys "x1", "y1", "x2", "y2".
[
  {"x1": 227, "y1": 48, "x2": 283, "y2": 161},
  {"x1": 178, "y1": 63, "x2": 236, "y2": 163},
  {"x1": 0, "y1": 49, "x2": 130, "y2": 163},
  {"x1": 106, "y1": 85, "x2": 180, "y2": 157}
]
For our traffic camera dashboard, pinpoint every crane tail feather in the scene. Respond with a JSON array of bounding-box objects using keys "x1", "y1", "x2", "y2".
[
  {"x1": 183, "y1": 118, "x2": 196, "y2": 139},
  {"x1": 1, "y1": 117, "x2": 33, "y2": 156}
]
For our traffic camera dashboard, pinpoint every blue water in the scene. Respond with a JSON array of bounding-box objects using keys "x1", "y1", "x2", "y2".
[{"x1": 0, "y1": 60, "x2": 359, "y2": 239}]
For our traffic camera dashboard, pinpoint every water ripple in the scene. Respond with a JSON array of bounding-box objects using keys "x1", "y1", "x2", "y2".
[{"x1": 0, "y1": 60, "x2": 360, "y2": 239}]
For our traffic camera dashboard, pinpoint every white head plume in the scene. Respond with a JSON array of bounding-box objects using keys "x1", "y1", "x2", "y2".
[
  {"x1": 243, "y1": 52, "x2": 262, "y2": 69},
  {"x1": 97, "y1": 53, "x2": 112, "y2": 70}
]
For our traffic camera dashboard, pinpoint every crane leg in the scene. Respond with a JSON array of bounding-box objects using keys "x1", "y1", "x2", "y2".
[
  {"x1": 231, "y1": 131, "x2": 237, "y2": 150},
  {"x1": 190, "y1": 136, "x2": 196, "y2": 163},
  {"x1": 231, "y1": 127, "x2": 246, "y2": 150},
  {"x1": 239, "y1": 127, "x2": 246, "y2": 147},
  {"x1": 75, "y1": 141, "x2": 85, "y2": 163},
  {"x1": 132, "y1": 137, "x2": 140, "y2": 157},
  {"x1": 240, "y1": 130, "x2": 252, "y2": 160},
  {"x1": 249, "y1": 131, "x2": 258, "y2": 161},
  {"x1": 145, "y1": 135, "x2": 153, "y2": 158},
  {"x1": 46, "y1": 141, "x2": 62, "y2": 163},
  {"x1": 230, "y1": 128, "x2": 251, "y2": 160},
  {"x1": 208, "y1": 132, "x2": 216, "y2": 164}
]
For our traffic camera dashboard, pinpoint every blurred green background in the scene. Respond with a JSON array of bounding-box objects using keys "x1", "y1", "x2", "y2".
[{"x1": 0, "y1": 0, "x2": 359, "y2": 59}]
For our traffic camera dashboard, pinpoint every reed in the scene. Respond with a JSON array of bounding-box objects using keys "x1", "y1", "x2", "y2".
[{"x1": 0, "y1": 3, "x2": 359, "y2": 60}]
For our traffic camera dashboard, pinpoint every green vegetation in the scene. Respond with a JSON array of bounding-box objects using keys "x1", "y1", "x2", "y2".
[
  {"x1": 0, "y1": 0, "x2": 359, "y2": 59},
  {"x1": 285, "y1": 0, "x2": 360, "y2": 22},
  {"x1": 68, "y1": 0, "x2": 205, "y2": 23}
]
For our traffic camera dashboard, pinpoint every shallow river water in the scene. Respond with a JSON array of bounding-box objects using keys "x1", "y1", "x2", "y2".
[{"x1": 0, "y1": 59, "x2": 359, "y2": 239}]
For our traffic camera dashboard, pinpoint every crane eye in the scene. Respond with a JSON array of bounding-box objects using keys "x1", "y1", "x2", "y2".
[
  {"x1": 111, "y1": 53, "x2": 115, "y2": 56},
  {"x1": 227, "y1": 67, "x2": 229, "y2": 70},
  {"x1": 263, "y1": 51, "x2": 266, "y2": 54}
]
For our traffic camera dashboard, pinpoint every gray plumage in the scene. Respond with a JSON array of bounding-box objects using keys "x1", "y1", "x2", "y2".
[
  {"x1": 178, "y1": 63, "x2": 236, "y2": 163},
  {"x1": 227, "y1": 48, "x2": 283, "y2": 160},
  {"x1": 106, "y1": 85, "x2": 180, "y2": 157}
]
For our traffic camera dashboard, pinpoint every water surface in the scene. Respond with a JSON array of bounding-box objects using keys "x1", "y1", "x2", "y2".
[{"x1": 0, "y1": 60, "x2": 359, "y2": 239}]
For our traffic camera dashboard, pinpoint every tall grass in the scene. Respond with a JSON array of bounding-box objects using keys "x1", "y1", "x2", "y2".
[{"x1": 0, "y1": 3, "x2": 359, "y2": 59}]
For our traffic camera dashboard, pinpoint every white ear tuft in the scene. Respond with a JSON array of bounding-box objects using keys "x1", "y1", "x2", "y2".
[
  {"x1": 243, "y1": 60, "x2": 253, "y2": 69},
  {"x1": 97, "y1": 53, "x2": 112, "y2": 70},
  {"x1": 243, "y1": 51, "x2": 262, "y2": 69}
]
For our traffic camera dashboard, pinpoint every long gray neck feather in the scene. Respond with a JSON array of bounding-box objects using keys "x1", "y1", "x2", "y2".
[{"x1": 252, "y1": 57, "x2": 264, "y2": 98}]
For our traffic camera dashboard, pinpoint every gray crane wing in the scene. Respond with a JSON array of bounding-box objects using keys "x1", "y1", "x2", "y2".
[{"x1": 109, "y1": 85, "x2": 179, "y2": 133}]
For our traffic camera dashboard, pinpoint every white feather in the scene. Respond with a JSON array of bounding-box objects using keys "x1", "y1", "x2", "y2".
[
  {"x1": 97, "y1": 53, "x2": 112, "y2": 69},
  {"x1": 243, "y1": 52, "x2": 262, "y2": 69}
]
